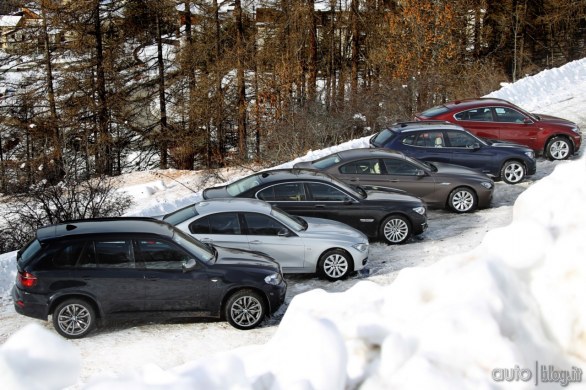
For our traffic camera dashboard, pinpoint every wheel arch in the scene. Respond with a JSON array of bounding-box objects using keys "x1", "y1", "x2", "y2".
[
  {"x1": 444, "y1": 185, "x2": 478, "y2": 209},
  {"x1": 49, "y1": 294, "x2": 102, "y2": 321},
  {"x1": 219, "y1": 286, "x2": 270, "y2": 320},
  {"x1": 543, "y1": 134, "x2": 574, "y2": 155},
  {"x1": 317, "y1": 247, "x2": 355, "y2": 273}
]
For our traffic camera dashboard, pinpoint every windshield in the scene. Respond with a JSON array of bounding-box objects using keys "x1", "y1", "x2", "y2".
[
  {"x1": 311, "y1": 154, "x2": 341, "y2": 169},
  {"x1": 271, "y1": 207, "x2": 306, "y2": 232},
  {"x1": 172, "y1": 228, "x2": 214, "y2": 263},
  {"x1": 420, "y1": 105, "x2": 450, "y2": 117},
  {"x1": 371, "y1": 129, "x2": 396, "y2": 147},
  {"x1": 226, "y1": 174, "x2": 263, "y2": 196}
]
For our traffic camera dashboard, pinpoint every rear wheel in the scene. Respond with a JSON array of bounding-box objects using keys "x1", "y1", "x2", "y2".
[
  {"x1": 379, "y1": 215, "x2": 411, "y2": 245},
  {"x1": 546, "y1": 136, "x2": 572, "y2": 160},
  {"x1": 501, "y1": 160, "x2": 526, "y2": 184},
  {"x1": 225, "y1": 289, "x2": 266, "y2": 330},
  {"x1": 448, "y1": 187, "x2": 478, "y2": 213},
  {"x1": 52, "y1": 299, "x2": 96, "y2": 339},
  {"x1": 318, "y1": 249, "x2": 352, "y2": 281}
]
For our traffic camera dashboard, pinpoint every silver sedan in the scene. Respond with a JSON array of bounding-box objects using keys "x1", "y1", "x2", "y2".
[{"x1": 162, "y1": 198, "x2": 369, "y2": 281}]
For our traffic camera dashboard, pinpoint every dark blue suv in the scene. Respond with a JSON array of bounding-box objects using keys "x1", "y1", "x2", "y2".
[{"x1": 370, "y1": 121, "x2": 537, "y2": 184}]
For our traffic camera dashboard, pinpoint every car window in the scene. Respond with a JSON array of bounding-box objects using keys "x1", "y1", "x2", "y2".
[
  {"x1": 339, "y1": 159, "x2": 381, "y2": 175},
  {"x1": 94, "y1": 240, "x2": 134, "y2": 268},
  {"x1": 311, "y1": 154, "x2": 341, "y2": 169},
  {"x1": 189, "y1": 216, "x2": 211, "y2": 234},
  {"x1": 445, "y1": 130, "x2": 478, "y2": 148},
  {"x1": 135, "y1": 239, "x2": 191, "y2": 270},
  {"x1": 307, "y1": 183, "x2": 348, "y2": 201},
  {"x1": 494, "y1": 107, "x2": 526, "y2": 123},
  {"x1": 371, "y1": 129, "x2": 396, "y2": 147},
  {"x1": 244, "y1": 213, "x2": 286, "y2": 236},
  {"x1": 17, "y1": 239, "x2": 42, "y2": 267},
  {"x1": 420, "y1": 105, "x2": 450, "y2": 117},
  {"x1": 410, "y1": 131, "x2": 445, "y2": 147},
  {"x1": 258, "y1": 183, "x2": 306, "y2": 201},
  {"x1": 206, "y1": 213, "x2": 241, "y2": 235},
  {"x1": 455, "y1": 108, "x2": 493, "y2": 121},
  {"x1": 226, "y1": 174, "x2": 262, "y2": 196},
  {"x1": 51, "y1": 240, "x2": 87, "y2": 268},
  {"x1": 383, "y1": 159, "x2": 420, "y2": 175},
  {"x1": 163, "y1": 205, "x2": 199, "y2": 226}
]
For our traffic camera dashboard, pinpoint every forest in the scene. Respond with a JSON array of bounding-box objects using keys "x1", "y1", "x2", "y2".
[{"x1": 0, "y1": 0, "x2": 585, "y2": 192}]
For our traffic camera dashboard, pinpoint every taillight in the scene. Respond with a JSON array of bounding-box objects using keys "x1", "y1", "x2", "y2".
[{"x1": 17, "y1": 271, "x2": 37, "y2": 288}]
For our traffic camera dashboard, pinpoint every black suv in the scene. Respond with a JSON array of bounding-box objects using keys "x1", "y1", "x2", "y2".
[
  {"x1": 12, "y1": 218, "x2": 286, "y2": 338},
  {"x1": 370, "y1": 121, "x2": 537, "y2": 184}
]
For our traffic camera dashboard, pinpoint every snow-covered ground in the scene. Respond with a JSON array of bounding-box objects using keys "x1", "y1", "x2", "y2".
[{"x1": 1, "y1": 59, "x2": 585, "y2": 389}]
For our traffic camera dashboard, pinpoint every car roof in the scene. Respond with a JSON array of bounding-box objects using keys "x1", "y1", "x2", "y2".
[
  {"x1": 335, "y1": 148, "x2": 407, "y2": 160},
  {"x1": 386, "y1": 121, "x2": 465, "y2": 133},
  {"x1": 194, "y1": 198, "x2": 273, "y2": 215},
  {"x1": 247, "y1": 168, "x2": 338, "y2": 184},
  {"x1": 36, "y1": 217, "x2": 174, "y2": 242},
  {"x1": 443, "y1": 97, "x2": 512, "y2": 110}
]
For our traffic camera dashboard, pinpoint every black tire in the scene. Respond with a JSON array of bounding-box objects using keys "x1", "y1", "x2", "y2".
[
  {"x1": 500, "y1": 160, "x2": 526, "y2": 184},
  {"x1": 317, "y1": 249, "x2": 353, "y2": 281},
  {"x1": 52, "y1": 299, "x2": 96, "y2": 339},
  {"x1": 546, "y1": 136, "x2": 572, "y2": 160},
  {"x1": 224, "y1": 289, "x2": 266, "y2": 330},
  {"x1": 447, "y1": 187, "x2": 478, "y2": 213},
  {"x1": 379, "y1": 214, "x2": 411, "y2": 245}
]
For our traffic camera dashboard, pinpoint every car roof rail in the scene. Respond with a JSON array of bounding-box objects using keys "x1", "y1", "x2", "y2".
[
  {"x1": 394, "y1": 120, "x2": 453, "y2": 127},
  {"x1": 60, "y1": 216, "x2": 160, "y2": 224}
]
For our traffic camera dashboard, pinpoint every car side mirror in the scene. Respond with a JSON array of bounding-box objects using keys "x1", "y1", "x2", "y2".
[
  {"x1": 415, "y1": 169, "x2": 426, "y2": 177},
  {"x1": 467, "y1": 142, "x2": 481, "y2": 150},
  {"x1": 343, "y1": 197, "x2": 355, "y2": 205},
  {"x1": 278, "y1": 228, "x2": 290, "y2": 237},
  {"x1": 182, "y1": 258, "x2": 197, "y2": 273},
  {"x1": 523, "y1": 117, "x2": 532, "y2": 124}
]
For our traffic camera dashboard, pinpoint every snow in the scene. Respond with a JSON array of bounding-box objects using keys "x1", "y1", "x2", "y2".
[{"x1": 1, "y1": 58, "x2": 586, "y2": 389}]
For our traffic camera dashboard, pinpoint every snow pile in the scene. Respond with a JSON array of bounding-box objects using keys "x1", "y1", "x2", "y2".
[
  {"x1": 486, "y1": 58, "x2": 586, "y2": 113},
  {"x1": 2, "y1": 156, "x2": 584, "y2": 389},
  {"x1": 0, "y1": 324, "x2": 80, "y2": 389}
]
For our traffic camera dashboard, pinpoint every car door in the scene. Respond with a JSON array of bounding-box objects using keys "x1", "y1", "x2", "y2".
[
  {"x1": 302, "y1": 182, "x2": 366, "y2": 230},
  {"x1": 453, "y1": 107, "x2": 500, "y2": 140},
  {"x1": 135, "y1": 238, "x2": 210, "y2": 312},
  {"x1": 443, "y1": 130, "x2": 497, "y2": 174},
  {"x1": 256, "y1": 182, "x2": 310, "y2": 216},
  {"x1": 493, "y1": 106, "x2": 540, "y2": 150},
  {"x1": 80, "y1": 238, "x2": 146, "y2": 314},
  {"x1": 381, "y1": 158, "x2": 436, "y2": 199},
  {"x1": 241, "y1": 212, "x2": 306, "y2": 271},
  {"x1": 334, "y1": 158, "x2": 386, "y2": 188},
  {"x1": 398, "y1": 130, "x2": 453, "y2": 163},
  {"x1": 187, "y1": 212, "x2": 250, "y2": 250}
]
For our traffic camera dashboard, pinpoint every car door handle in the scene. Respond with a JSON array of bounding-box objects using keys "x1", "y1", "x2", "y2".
[
  {"x1": 250, "y1": 240, "x2": 262, "y2": 245},
  {"x1": 314, "y1": 204, "x2": 326, "y2": 208},
  {"x1": 200, "y1": 238, "x2": 213, "y2": 243},
  {"x1": 350, "y1": 178, "x2": 359, "y2": 182},
  {"x1": 145, "y1": 276, "x2": 158, "y2": 281}
]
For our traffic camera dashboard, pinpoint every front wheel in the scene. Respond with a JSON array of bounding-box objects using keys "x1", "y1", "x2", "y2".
[
  {"x1": 225, "y1": 289, "x2": 266, "y2": 330},
  {"x1": 546, "y1": 136, "x2": 572, "y2": 160},
  {"x1": 379, "y1": 214, "x2": 411, "y2": 245},
  {"x1": 448, "y1": 187, "x2": 478, "y2": 213},
  {"x1": 501, "y1": 160, "x2": 526, "y2": 184},
  {"x1": 318, "y1": 249, "x2": 353, "y2": 281},
  {"x1": 52, "y1": 299, "x2": 96, "y2": 339}
]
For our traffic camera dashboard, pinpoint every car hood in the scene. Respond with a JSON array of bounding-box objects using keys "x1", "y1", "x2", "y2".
[
  {"x1": 203, "y1": 186, "x2": 231, "y2": 199},
  {"x1": 213, "y1": 245, "x2": 279, "y2": 271},
  {"x1": 429, "y1": 162, "x2": 492, "y2": 180},
  {"x1": 485, "y1": 139, "x2": 533, "y2": 152},
  {"x1": 364, "y1": 190, "x2": 424, "y2": 205},
  {"x1": 300, "y1": 216, "x2": 368, "y2": 241},
  {"x1": 534, "y1": 113, "x2": 577, "y2": 127}
]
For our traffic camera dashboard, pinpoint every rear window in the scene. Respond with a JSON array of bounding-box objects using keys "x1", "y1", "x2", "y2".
[
  {"x1": 163, "y1": 205, "x2": 199, "y2": 226},
  {"x1": 311, "y1": 154, "x2": 341, "y2": 169},
  {"x1": 420, "y1": 105, "x2": 450, "y2": 117},
  {"x1": 370, "y1": 129, "x2": 396, "y2": 147},
  {"x1": 17, "y1": 239, "x2": 42, "y2": 266}
]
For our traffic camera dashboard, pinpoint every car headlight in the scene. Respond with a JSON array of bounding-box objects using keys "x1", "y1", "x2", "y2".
[
  {"x1": 352, "y1": 243, "x2": 369, "y2": 252},
  {"x1": 412, "y1": 206, "x2": 426, "y2": 215},
  {"x1": 480, "y1": 181, "x2": 493, "y2": 189},
  {"x1": 572, "y1": 126, "x2": 581, "y2": 134},
  {"x1": 264, "y1": 273, "x2": 283, "y2": 285},
  {"x1": 524, "y1": 151, "x2": 535, "y2": 159}
]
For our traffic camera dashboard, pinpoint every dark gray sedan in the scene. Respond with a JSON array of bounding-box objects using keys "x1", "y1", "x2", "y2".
[{"x1": 294, "y1": 148, "x2": 494, "y2": 213}]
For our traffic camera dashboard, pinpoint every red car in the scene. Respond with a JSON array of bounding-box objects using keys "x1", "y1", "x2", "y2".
[{"x1": 415, "y1": 98, "x2": 582, "y2": 160}]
